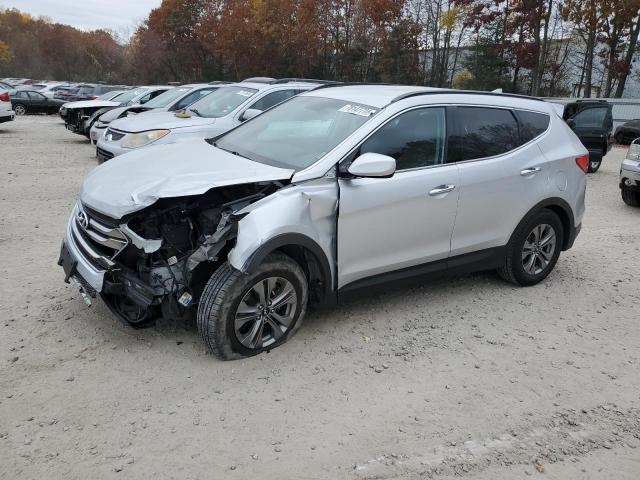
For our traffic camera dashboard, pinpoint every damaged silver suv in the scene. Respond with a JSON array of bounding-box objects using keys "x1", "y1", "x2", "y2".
[{"x1": 59, "y1": 85, "x2": 587, "y2": 359}]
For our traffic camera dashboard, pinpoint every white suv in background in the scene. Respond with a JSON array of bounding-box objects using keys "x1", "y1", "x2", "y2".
[
  {"x1": 0, "y1": 88, "x2": 15, "y2": 123},
  {"x1": 60, "y1": 85, "x2": 587, "y2": 359},
  {"x1": 94, "y1": 79, "x2": 330, "y2": 162}
]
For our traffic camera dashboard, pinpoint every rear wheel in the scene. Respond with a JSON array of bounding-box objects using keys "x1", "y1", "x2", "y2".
[
  {"x1": 13, "y1": 104, "x2": 26, "y2": 116},
  {"x1": 615, "y1": 132, "x2": 624, "y2": 145},
  {"x1": 197, "y1": 252, "x2": 308, "y2": 360},
  {"x1": 587, "y1": 157, "x2": 601, "y2": 173},
  {"x1": 621, "y1": 186, "x2": 640, "y2": 207},
  {"x1": 498, "y1": 210, "x2": 564, "y2": 286}
]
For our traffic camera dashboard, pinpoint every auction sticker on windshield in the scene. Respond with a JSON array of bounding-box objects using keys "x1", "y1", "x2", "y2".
[
  {"x1": 339, "y1": 104, "x2": 377, "y2": 116},
  {"x1": 236, "y1": 90, "x2": 255, "y2": 97}
]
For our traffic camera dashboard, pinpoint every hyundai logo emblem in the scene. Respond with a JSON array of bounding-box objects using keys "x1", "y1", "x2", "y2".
[{"x1": 77, "y1": 210, "x2": 89, "y2": 229}]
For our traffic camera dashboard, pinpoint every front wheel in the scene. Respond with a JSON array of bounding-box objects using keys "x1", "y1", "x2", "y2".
[
  {"x1": 13, "y1": 104, "x2": 26, "y2": 116},
  {"x1": 498, "y1": 210, "x2": 564, "y2": 286},
  {"x1": 197, "y1": 252, "x2": 308, "y2": 360}
]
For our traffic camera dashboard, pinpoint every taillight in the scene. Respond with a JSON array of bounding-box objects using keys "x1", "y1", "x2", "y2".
[
  {"x1": 575, "y1": 154, "x2": 589, "y2": 173},
  {"x1": 90, "y1": 96, "x2": 98, "y2": 100},
  {"x1": 0, "y1": 92, "x2": 9, "y2": 102}
]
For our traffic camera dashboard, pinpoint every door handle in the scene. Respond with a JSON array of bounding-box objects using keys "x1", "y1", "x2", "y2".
[
  {"x1": 520, "y1": 167, "x2": 541, "y2": 176},
  {"x1": 428, "y1": 184, "x2": 456, "y2": 196}
]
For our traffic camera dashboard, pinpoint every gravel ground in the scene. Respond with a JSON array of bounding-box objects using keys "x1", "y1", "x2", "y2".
[{"x1": 1, "y1": 116, "x2": 640, "y2": 479}]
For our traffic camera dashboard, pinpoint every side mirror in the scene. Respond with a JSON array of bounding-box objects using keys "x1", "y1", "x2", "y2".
[
  {"x1": 347, "y1": 152, "x2": 396, "y2": 178},
  {"x1": 241, "y1": 108, "x2": 262, "y2": 122}
]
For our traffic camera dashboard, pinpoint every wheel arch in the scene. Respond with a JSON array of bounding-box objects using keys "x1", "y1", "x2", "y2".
[
  {"x1": 240, "y1": 233, "x2": 336, "y2": 305},
  {"x1": 511, "y1": 198, "x2": 575, "y2": 251}
]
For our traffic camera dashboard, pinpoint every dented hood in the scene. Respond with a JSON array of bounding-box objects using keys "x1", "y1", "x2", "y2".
[
  {"x1": 110, "y1": 111, "x2": 214, "y2": 133},
  {"x1": 80, "y1": 141, "x2": 294, "y2": 218}
]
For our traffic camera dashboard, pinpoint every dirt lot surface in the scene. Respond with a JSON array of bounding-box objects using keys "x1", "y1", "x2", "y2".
[{"x1": 1, "y1": 116, "x2": 640, "y2": 479}]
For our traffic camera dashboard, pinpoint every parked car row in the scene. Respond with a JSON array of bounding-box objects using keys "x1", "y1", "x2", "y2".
[
  {"x1": 94, "y1": 78, "x2": 328, "y2": 161},
  {"x1": 60, "y1": 86, "x2": 172, "y2": 137},
  {"x1": 57, "y1": 81, "x2": 593, "y2": 360}
]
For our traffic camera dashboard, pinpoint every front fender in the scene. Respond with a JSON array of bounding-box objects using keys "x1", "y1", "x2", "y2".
[{"x1": 227, "y1": 178, "x2": 338, "y2": 289}]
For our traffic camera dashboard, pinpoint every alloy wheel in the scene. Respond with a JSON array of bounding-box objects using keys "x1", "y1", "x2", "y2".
[
  {"x1": 521, "y1": 223, "x2": 557, "y2": 275},
  {"x1": 14, "y1": 105, "x2": 26, "y2": 116},
  {"x1": 234, "y1": 276, "x2": 297, "y2": 349}
]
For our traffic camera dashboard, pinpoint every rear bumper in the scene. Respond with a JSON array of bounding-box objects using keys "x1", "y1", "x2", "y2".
[
  {"x1": 564, "y1": 222, "x2": 581, "y2": 250},
  {"x1": 0, "y1": 111, "x2": 14, "y2": 123}
]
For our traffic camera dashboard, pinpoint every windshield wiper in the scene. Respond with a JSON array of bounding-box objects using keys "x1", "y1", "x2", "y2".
[
  {"x1": 213, "y1": 142, "x2": 249, "y2": 159},
  {"x1": 190, "y1": 108, "x2": 203, "y2": 117}
]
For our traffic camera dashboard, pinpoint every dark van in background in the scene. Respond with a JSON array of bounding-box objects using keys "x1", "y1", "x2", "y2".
[{"x1": 563, "y1": 100, "x2": 613, "y2": 173}]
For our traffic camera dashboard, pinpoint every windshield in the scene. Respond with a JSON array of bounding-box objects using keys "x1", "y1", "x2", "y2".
[
  {"x1": 187, "y1": 86, "x2": 257, "y2": 118},
  {"x1": 143, "y1": 87, "x2": 190, "y2": 108},
  {"x1": 215, "y1": 96, "x2": 379, "y2": 170},
  {"x1": 116, "y1": 88, "x2": 148, "y2": 105}
]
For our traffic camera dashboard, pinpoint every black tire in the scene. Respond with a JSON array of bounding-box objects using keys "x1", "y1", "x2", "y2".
[
  {"x1": 615, "y1": 132, "x2": 624, "y2": 145},
  {"x1": 587, "y1": 157, "x2": 601, "y2": 173},
  {"x1": 497, "y1": 209, "x2": 564, "y2": 286},
  {"x1": 13, "y1": 104, "x2": 27, "y2": 116},
  {"x1": 197, "y1": 252, "x2": 308, "y2": 360},
  {"x1": 621, "y1": 187, "x2": 640, "y2": 207}
]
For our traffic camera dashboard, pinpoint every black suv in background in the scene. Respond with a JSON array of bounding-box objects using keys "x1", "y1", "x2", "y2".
[
  {"x1": 563, "y1": 100, "x2": 613, "y2": 173},
  {"x1": 54, "y1": 84, "x2": 126, "y2": 102}
]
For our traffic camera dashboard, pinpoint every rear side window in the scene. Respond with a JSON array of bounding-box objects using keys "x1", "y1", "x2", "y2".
[
  {"x1": 449, "y1": 107, "x2": 520, "y2": 162},
  {"x1": 516, "y1": 110, "x2": 550, "y2": 143}
]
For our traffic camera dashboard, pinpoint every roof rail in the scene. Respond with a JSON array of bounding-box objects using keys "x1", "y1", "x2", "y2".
[
  {"x1": 208, "y1": 80, "x2": 231, "y2": 85},
  {"x1": 270, "y1": 78, "x2": 339, "y2": 85},
  {"x1": 309, "y1": 82, "x2": 397, "y2": 92},
  {"x1": 391, "y1": 89, "x2": 546, "y2": 103},
  {"x1": 241, "y1": 77, "x2": 276, "y2": 84}
]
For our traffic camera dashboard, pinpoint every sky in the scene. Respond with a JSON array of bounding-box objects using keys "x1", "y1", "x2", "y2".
[{"x1": 1, "y1": 0, "x2": 162, "y2": 35}]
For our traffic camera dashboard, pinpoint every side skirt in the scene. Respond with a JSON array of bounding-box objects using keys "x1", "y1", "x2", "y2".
[{"x1": 337, "y1": 246, "x2": 506, "y2": 303}]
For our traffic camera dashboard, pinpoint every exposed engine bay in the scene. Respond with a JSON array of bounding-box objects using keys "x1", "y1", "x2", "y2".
[{"x1": 95, "y1": 181, "x2": 286, "y2": 325}]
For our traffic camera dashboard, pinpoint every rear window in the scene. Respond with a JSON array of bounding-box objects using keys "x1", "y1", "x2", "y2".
[
  {"x1": 516, "y1": 110, "x2": 550, "y2": 143},
  {"x1": 450, "y1": 107, "x2": 521, "y2": 161},
  {"x1": 571, "y1": 107, "x2": 607, "y2": 128}
]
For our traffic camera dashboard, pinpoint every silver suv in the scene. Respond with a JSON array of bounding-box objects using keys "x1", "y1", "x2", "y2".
[{"x1": 59, "y1": 85, "x2": 587, "y2": 359}]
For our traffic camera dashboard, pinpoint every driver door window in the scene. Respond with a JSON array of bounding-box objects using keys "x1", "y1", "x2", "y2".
[{"x1": 359, "y1": 107, "x2": 446, "y2": 170}]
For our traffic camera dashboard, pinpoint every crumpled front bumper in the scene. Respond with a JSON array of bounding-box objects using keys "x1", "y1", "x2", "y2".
[{"x1": 58, "y1": 205, "x2": 106, "y2": 293}]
